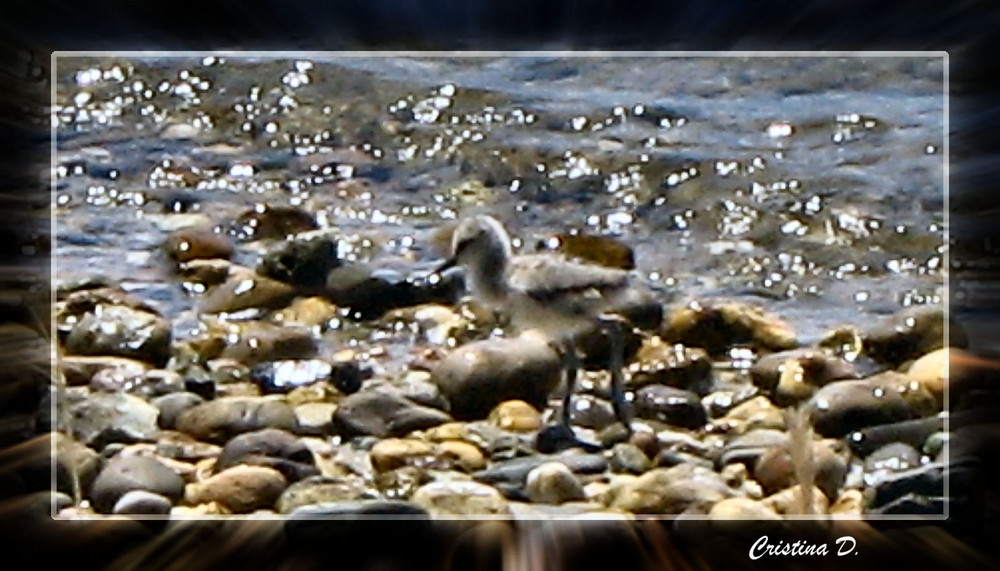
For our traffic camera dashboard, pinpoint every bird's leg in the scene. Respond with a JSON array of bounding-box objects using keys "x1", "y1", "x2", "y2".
[
  {"x1": 559, "y1": 338, "x2": 580, "y2": 429},
  {"x1": 600, "y1": 315, "x2": 633, "y2": 435}
]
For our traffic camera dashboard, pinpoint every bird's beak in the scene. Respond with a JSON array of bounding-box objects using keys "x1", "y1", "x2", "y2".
[{"x1": 435, "y1": 256, "x2": 457, "y2": 275}]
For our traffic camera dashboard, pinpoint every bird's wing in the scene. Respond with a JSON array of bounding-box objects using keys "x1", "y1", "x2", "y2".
[{"x1": 509, "y1": 254, "x2": 628, "y2": 302}]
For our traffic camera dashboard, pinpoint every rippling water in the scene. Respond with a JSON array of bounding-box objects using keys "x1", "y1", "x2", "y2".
[{"x1": 54, "y1": 54, "x2": 945, "y2": 361}]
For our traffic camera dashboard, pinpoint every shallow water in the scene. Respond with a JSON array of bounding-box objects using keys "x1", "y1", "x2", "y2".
[{"x1": 53, "y1": 55, "x2": 946, "y2": 367}]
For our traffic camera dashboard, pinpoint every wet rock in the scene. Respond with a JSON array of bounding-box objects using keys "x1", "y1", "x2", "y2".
[
  {"x1": 633, "y1": 385, "x2": 706, "y2": 429},
  {"x1": 88, "y1": 363, "x2": 150, "y2": 393},
  {"x1": 410, "y1": 480, "x2": 511, "y2": 515},
  {"x1": 332, "y1": 389, "x2": 451, "y2": 438},
  {"x1": 249, "y1": 359, "x2": 362, "y2": 394},
  {"x1": 389, "y1": 370, "x2": 449, "y2": 411},
  {"x1": 175, "y1": 397, "x2": 298, "y2": 444},
  {"x1": 215, "y1": 428, "x2": 318, "y2": 482},
  {"x1": 287, "y1": 499, "x2": 429, "y2": 518},
  {"x1": 661, "y1": 299, "x2": 797, "y2": 357},
  {"x1": 61, "y1": 356, "x2": 151, "y2": 387},
  {"x1": 864, "y1": 305, "x2": 967, "y2": 365},
  {"x1": 293, "y1": 403, "x2": 337, "y2": 435},
  {"x1": 487, "y1": 400, "x2": 542, "y2": 433},
  {"x1": 152, "y1": 392, "x2": 205, "y2": 430},
  {"x1": 374, "y1": 465, "x2": 430, "y2": 498},
  {"x1": 154, "y1": 431, "x2": 221, "y2": 461},
  {"x1": 276, "y1": 476, "x2": 370, "y2": 513},
  {"x1": 608, "y1": 465, "x2": 735, "y2": 514},
  {"x1": 627, "y1": 337, "x2": 712, "y2": 395},
  {"x1": 112, "y1": 490, "x2": 173, "y2": 515},
  {"x1": 185, "y1": 465, "x2": 288, "y2": 513},
  {"x1": 218, "y1": 322, "x2": 317, "y2": 365},
  {"x1": 807, "y1": 378, "x2": 914, "y2": 437},
  {"x1": 90, "y1": 455, "x2": 185, "y2": 513},
  {"x1": 431, "y1": 335, "x2": 562, "y2": 420},
  {"x1": 436, "y1": 440, "x2": 487, "y2": 472},
  {"x1": 64, "y1": 304, "x2": 172, "y2": 367},
  {"x1": 845, "y1": 415, "x2": 944, "y2": 457},
  {"x1": 718, "y1": 429, "x2": 788, "y2": 468},
  {"x1": 473, "y1": 454, "x2": 608, "y2": 487},
  {"x1": 55, "y1": 433, "x2": 102, "y2": 498},
  {"x1": 753, "y1": 439, "x2": 849, "y2": 499},
  {"x1": 708, "y1": 497, "x2": 781, "y2": 520},
  {"x1": 702, "y1": 385, "x2": 761, "y2": 418},
  {"x1": 69, "y1": 392, "x2": 160, "y2": 448},
  {"x1": 906, "y1": 347, "x2": 967, "y2": 407},
  {"x1": 609, "y1": 443, "x2": 651, "y2": 474},
  {"x1": 868, "y1": 370, "x2": 938, "y2": 418},
  {"x1": 525, "y1": 462, "x2": 586, "y2": 504},
  {"x1": 325, "y1": 262, "x2": 464, "y2": 320},
  {"x1": 750, "y1": 348, "x2": 857, "y2": 405},
  {"x1": 233, "y1": 204, "x2": 317, "y2": 241},
  {"x1": 717, "y1": 395, "x2": 785, "y2": 434},
  {"x1": 258, "y1": 232, "x2": 340, "y2": 291},
  {"x1": 536, "y1": 233, "x2": 636, "y2": 270},
  {"x1": 271, "y1": 296, "x2": 339, "y2": 328},
  {"x1": 829, "y1": 488, "x2": 865, "y2": 515},
  {"x1": 864, "y1": 442, "x2": 921, "y2": 476},
  {"x1": 177, "y1": 258, "x2": 237, "y2": 287},
  {"x1": 568, "y1": 394, "x2": 617, "y2": 429},
  {"x1": 164, "y1": 226, "x2": 233, "y2": 264},
  {"x1": 370, "y1": 438, "x2": 436, "y2": 472},
  {"x1": 199, "y1": 272, "x2": 298, "y2": 314},
  {"x1": 761, "y1": 484, "x2": 829, "y2": 515}
]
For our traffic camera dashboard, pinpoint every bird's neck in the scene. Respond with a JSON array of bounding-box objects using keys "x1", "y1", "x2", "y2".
[{"x1": 468, "y1": 247, "x2": 510, "y2": 304}]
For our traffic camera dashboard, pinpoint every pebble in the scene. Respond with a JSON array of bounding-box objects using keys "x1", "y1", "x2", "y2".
[
  {"x1": 863, "y1": 442, "x2": 922, "y2": 476},
  {"x1": 609, "y1": 442, "x2": 651, "y2": 474},
  {"x1": 64, "y1": 304, "x2": 172, "y2": 367},
  {"x1": 257, "y1": 232, "x2": 340, "y2": 291},
  {"x1": 275, "y1": 476, "x2": 370, "y2": 514},
  {"x1": 661, "y1": 299, "x2": 797, "y2": 357},
  {"x1": 807, "y1": 378, "x2": 914, "y2": 437},
  {"x1": 845, "y1": 415, "x2": 944, "y2": 457},
  {"x1": 69, "y1": 391, "x2": 160, "y2": 448},
  {"x1": 215, "y1": 322, "x2": 317, "y2": 366},
  {"x1": 627, "y1": 337, "x2": 712, "y2": 395},
  {"x1": 864, "y1": 305, "x2": 966, "y2": 365},
  {"x1": 569, "y1": 394, "x2": 617, "y2": 430},
  {"x1": 761, "y1": 484, "x2": 829, "y2": 515},
  {"x1": 708, "y1": 497, "x2": 781, "y2": 520},
  {"x1": 233, "y1": 204, "x2": 317, "y2": 241},
  {"x1": 487, "y1": 400, "x2": 543, "y2": 432},
  {"x1": 185, "y1": 465, "x2": 288, "y2": 513},
  {"x1": 293, "y1": 402, "x2": 337, "y2": 435},
  {"x1": 175, "y1": 397, "x2": 299, "y2": 444},
  {"x1": 152, "y1": 392, "x2": 205, "y2": 430},
  {"x1": 753, "y1": 439, "x2": 849, "y2": 499},
  {"x1": 369, "y1": 438, "x2": 436, "y2": 472},
  {"x1": 332, "y1": 389, "x2": 451, "y2": 438},
  {"x1": 55, "y1": 433, "x2": 102, "y2": 498},
  {"x1": 906, "y1": 347, "x2": 966, "y2": 406},
  {"x1": 90, "y1": 455, "x2": 185, "y2": 513},
  {"x1": 525, "y1": 462, "x2": 587, "y2": 504},
  {"x1": 112, "y1": 490, "x2": 173, "y2": 515},
  {"x1": 271, "y1": 296, "x2": 339, "y2": 328},
  {"x1": 154, "y1": 431, "x2": 222, "y2": 461},
  {"x1": 608, "y1": 465, "x2": 735, "y2": 514},
  {"x1": 214, "y1": 428, "x2": 318, "y2": 481},
  {"x1": 61, "y1": 355, "x2": 150, "y2": 387},
  {"x1": 431, "y1": 335, "x2": 563, "y2": 420},
  {"x1": 164, "y1": 226, "x2": 233, "y2": 264},
  {"x1": 199, "y1": 272, "x2": 298, "y2": 314},
  {"x1": 177, "y1": 258, "x2": 236, "y2": 287},
  {"x1": 435, "y1": 440, "x2": 487, "y2": 472},
  {"x1": 384, "y1": 371, "x2": 448, "y2": 410},
  {"x1": 409, "y1": 480, "x2": 511, "y2": 515},
  {"x1": 718, "y1": 395, "x2": 785, "y2": 434},
  {"x1": 633, "y1": 385, "x2": 707, "y2": 429},
  {"x1": 473, "y1": 454, "x2": 608, "y2": 487}
]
